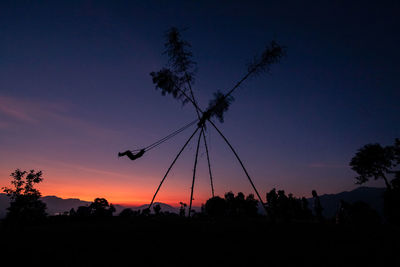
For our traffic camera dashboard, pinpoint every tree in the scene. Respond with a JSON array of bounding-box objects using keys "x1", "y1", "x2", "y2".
[
  {"x1": 350, "y1": 141, "x2": 397, "y2": 189},
  {"x1": 244, "y1": 194, "x2": 259, "y2": 217},
  {"x1": 153, "y1": 204, "x2": 161, "y2": 215},
  {"x1": 119, "y1": 208, "x2": 135, "y2": 218},
  {"x1": 266, "y1": 188, "x2": 313, "y2": 222},
  {"x1": 350, "y1": 138, "x2": 400, "y2": 224},
  {"x1": 89, "y1": 198, "x2": 115, "y2": 217},
  {"x1": 2, "y1": 169, "x2": 47, "y2": 223},
  {"x1": 204, "y1": 196, "x2": 226, "y2": 217},
  {"x1": 69, "y1": 208, "x2": 77, "y2": 216},
  {"x1": 76, "y1": 206, "x2": 91, "y2": 217},
  {"x1": 179, "y1": 202, "x2": 187, "y2": 217},
  {"x1": 204, "y1": 192, "x2": 259, "y2": 218},
  {"x1": 266, "y1": 188, "x2": 278, "y2": 222},
  {"x1": 141, "y1": 208, "x2": 151, "y2": 216}
]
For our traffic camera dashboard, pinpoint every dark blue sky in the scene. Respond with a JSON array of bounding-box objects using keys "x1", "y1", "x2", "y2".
[{"x1": 0, "y1": 1, "x2": 399, "y2": 205}]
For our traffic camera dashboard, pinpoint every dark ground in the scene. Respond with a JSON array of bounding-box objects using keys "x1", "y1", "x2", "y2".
[{"x1": 1, "y1": 217, "x2": 399, "y2": 267}]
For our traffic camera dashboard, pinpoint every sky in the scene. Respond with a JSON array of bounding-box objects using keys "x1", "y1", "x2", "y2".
[{"x1": 0, "y1": 1, "x2": 399, "y2": 206}]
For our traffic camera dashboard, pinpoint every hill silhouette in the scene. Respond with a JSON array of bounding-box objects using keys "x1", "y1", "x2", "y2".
[
  {"x1": 1, "y1": 187, "x2": 385, "y2": 218},
  {"x1": 312, "y1": 187, "x2": 385, "y2": 218},
  {"x1": 0, "y1": 194, "x2": 183, "y2": 218},
  {"x1": 253, "y1": 187, "x2": 385, "y2": 218},
  {"x1": 134, "y1": 202, "x2": 179, "y2": 214}
]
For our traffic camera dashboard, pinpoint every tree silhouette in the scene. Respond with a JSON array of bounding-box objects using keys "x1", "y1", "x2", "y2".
[
  {"x1": 76, "y1": 206, "x2": 91, "y2": 217},
  {"x1": 119, "y1": 208, "x2": 135, "y2": 218},
  {"x1": 266, "y1": 188, "x2": 278, "y2": 222},
  {"x1": 89, "y1": 198, "x2": 115, "y2": 217},
  {"x1": 277, "y1": 190, "x2": 290, "y2": 221},
  {"x1": 153, "y1": 204, "x2": 162, "y2": 215},
  {"x1": 350, "y1": 141, "x2": 398, "y2": 189},
  {"x1": 243, "y1": 194, "x2": 259, "y2": 217},
  {"x1": 266, "y1": 188, "x2": 313, "y2": 222},
  {"x1": 179, "y1": 202, "x2": 187, "y2": 217},
  {"x1": 350, "y1": 138, "x2": 400, "y2": 223},
  {"x1": 2, "y1": 169, "x2": 47, "y2": 223},
  {"x1": 69, "y1": 208, "x2": 77, "y2": 216},
  {"x1": 204, "y1": 196, "x2": 226, "y2": 217},
  {"x1": 204, "y1": 192, "x2": 259, "y2": 218},
  {"x1": 141, "y1": 208, "x2": 151, "y2": 216}
]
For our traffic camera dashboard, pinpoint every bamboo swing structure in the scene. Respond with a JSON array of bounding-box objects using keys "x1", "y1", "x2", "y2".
[{"x1": 119, "y1": 27, "x2": 285, "y2": 216}]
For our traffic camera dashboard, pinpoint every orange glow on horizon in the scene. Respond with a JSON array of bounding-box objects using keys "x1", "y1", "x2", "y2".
[{"x1": 0, "y1": 164, "x2": 212, "y2": 207}]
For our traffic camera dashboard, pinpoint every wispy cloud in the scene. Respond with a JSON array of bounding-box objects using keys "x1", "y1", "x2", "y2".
[
  {"x1": 0, "y1": 96, "x2": 37, "y2": 123},
  {"x1": 0, "y1": 95, "x2": 120, "y2": 139},
  {"x1": 308, "y1": 163, "x2": 346, "y2": 169},
  {"x1": 0, "y1": 95, "x2": 69, "y2": 123},
  {"x1": 37, "y1": 158, "x2": 133, "y2": 180}
]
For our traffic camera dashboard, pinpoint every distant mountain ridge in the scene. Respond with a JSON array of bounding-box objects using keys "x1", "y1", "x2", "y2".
[
  {"x1": 313, "y1": 186, "x2": 385, "y2": 218},
  {"x1": 41, "y1": 196, "x2": 91, "y2": 215},
  {"x1": 0, "y1": 194, "x2": 180, "y2": 218},
  {"x1": 0, "y1": 194, "x2": 93, "y2": 218},
  {"x1": 0, "y1": 187, "x2": 386, "y2": 219},
  {"x1": 256, "y1": 186, "x2": 385, "y2": 218},
  {"x1": 134, "y1": 203, "x2": 179, "y2": 214}
]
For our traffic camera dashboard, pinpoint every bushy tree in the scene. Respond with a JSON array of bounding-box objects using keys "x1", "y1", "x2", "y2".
[
  {"x1": 350, "y1": 139, "x2": 399, "y2": 189},
  {"x1": 350, "y1": 138, "x2": 400, "y2": 223},
  {"x1": 266, "y1": 188, "x2": 313, "y2": 223},
  {"x1": 204, "y1": 196, "x2": 226, "y2": 217},
  {"x1": 74, "y1": 198, "x2": 115, "y2": 217},
  {"x1": 2, "y1": 169, "x2": 47, "y2": 223},
  {"x1": 204, "y1": 192, "x2": 259, "y2": 218},
  {"x1": 89, "y1": 198, "x2": 115, "y2": 217},
  {"x1": 151, "y1": 27, "x2": 285, "y2": 123},
  {"x1": 179, "y1": 202, "x2": 187, "y2": 217},
  {"x1": 153, "y1": 204, "x2": 161, "y2": 215},
  {"x1": 119, "y1": 208, "x2": 135, "y2": 218},
  {"x1": 76, "y1": 206, "x2": 91, "y2": 217}
]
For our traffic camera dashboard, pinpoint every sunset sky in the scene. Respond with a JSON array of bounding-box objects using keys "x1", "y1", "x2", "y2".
[{"x1": 1, "y1": 1, "x2": 399, "y2": 207}]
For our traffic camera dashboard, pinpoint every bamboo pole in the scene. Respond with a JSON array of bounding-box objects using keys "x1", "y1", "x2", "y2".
[
  {"x1": 149, "y1": 126, "x2": 200, "y2": 209},
  {"x1": 202, "y1": 128, "x2": 215, "y2": 198},
  {"x1": 188, "y1": 128, "x2": 203, "y2": 217},
  {"x1": 208, "y1": 120, "x2": 267, "y2": 214}
]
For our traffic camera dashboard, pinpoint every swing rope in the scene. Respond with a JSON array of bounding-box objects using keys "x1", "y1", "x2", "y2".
[{"x1": 130, "y1": 118, "x2": 199, "y2": 153}]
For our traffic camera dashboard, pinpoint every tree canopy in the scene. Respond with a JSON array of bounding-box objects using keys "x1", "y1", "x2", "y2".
[
  {"x1": 204, "y1": 192, "x2": 259, "y2": 217},
  {"x1": 350, "y1": 139, "x2": 400, "y2": 189},
  {"x1": 150, "y1": 27, "x2": 285, "y2": 123},
  {"x1": 2, "y1": 169, "x2": 47, "y2": 223}
]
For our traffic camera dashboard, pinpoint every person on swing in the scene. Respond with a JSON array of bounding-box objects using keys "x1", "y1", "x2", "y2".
[{"x1": 118, "y1": 149, "x2": 145, "y2": 161}]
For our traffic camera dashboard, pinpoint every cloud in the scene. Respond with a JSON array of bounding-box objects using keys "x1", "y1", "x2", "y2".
[
  {"x1": 37, "y1": 158, "x2": 133, "y2": 180},
  {"x1": 0, "y1": 95, "x2": 120, "y2": 139},
  {"x1": 308, "y1": 163, "x2": 346, "y2": 169},
  {"x1": 0, "y1": 96, "x2": 37, "y2": 123},
  {"x1": 0, "y1": 95, "x2": 69, "y2": 123}
]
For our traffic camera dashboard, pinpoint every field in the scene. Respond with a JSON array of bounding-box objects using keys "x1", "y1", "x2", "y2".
[{"x1": 1, "y1": 216, "x2": 399, "y2": 266}]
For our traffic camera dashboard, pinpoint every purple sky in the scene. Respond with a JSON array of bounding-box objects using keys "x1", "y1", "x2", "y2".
[{"x1": 0, "y1": 1, "x2": 399, "y2": 206}]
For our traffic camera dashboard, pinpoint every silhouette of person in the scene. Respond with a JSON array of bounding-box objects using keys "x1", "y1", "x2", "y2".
[
  {"x1": 312, "y1": 190, "x2": 323, "y2": 222},
  {"x1": 118, "y1": 149, "x2": 145, "y2": 160}
]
